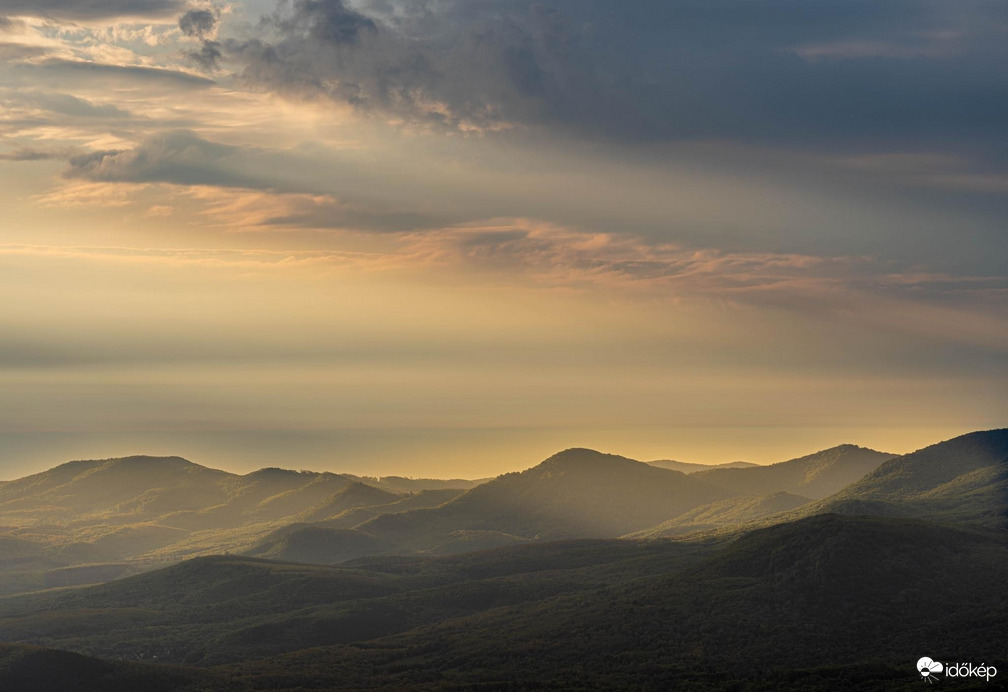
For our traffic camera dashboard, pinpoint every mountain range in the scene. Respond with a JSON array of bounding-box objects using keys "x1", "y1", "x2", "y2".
[
  {"x1": 0, "y1": 429, "x2": 1005, "y2": 689},
  {"x1": 0, "y1": 442, "x2": 898, "y2": 591}
]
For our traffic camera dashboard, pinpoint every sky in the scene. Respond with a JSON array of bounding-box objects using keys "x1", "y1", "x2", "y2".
[{"x1": 0, "y1": 0, "x2": 1005, "y2": 479}]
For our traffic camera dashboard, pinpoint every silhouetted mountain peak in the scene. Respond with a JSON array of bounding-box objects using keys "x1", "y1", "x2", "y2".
[
  {"x1": 827, "y1": 443, "x2": 866, "y2": 454},
  {"x1": 245, "y1": 467, "x2": 310, "y2": 479},
  {"x1": 535, "y1": 448, "x2": 654, "y2": 474},
  {"x1": 763, "y1": 444, "x2": 884, "y2": 468},
  {"x1": 107, "y1": 455, "x2": 195, "y2": 465},
  {"x1": 331, "y1": 482, "x2": 400, "y2": 503},
  {"x1": 46, "y1": 455, "x2": 201, "y2": 474}
]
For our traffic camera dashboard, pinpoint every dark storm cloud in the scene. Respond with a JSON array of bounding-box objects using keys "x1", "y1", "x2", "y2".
[
  {"x1": 0, "y1": 0, "x2": 183, "y2": 21},
  {"x1": 178, "y1": 9, "x2": 222, "y2": 71},
  {"x1": 178, "y1": 8, "x2": 217, "y2": 38},
  {"x1": 223, "y1": 0, "x2": 1008, "y2": 150},
  {"x1": 273, "y1": 0, "x2": 377, "y2": 45},
  {"x1": 184, "y1": 40, "x2": 223, "y2": 70}
]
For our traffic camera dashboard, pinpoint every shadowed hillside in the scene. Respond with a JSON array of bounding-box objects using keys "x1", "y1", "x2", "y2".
[
  {"x1": 791, "y1": 429, "x2": 1008, "y2": 527},
  {"x1": 299, "y1": 482, "x2": 403, "y2": 522},
  {"x1": 1, "y1": 426, "x2": 1006, "y2": 691},
  {"x1": 5, "y1": 513, "x2": 1000, "y2": 689},
  {"x1": 629, "y1": 490, "x2": 812, "y2": 537},
  {"x1": 0, "y1": 644, "x2": 231, "y2": 692},
  {"x1": 224, "y1": 515, "x2": 1008, "y2": 690},
  {"x1": 317, "y1": 488, "x2": 466, "y2": 529},
  {"x1": 1, "y1": 433, "x2": 1000, "y2": 605},
  {"x1": 359, "y1": 448, "x2": 734, "y2": 549},
  {"x1": 0, "y1": 456, "x2": 481, "y2": 595},
  {"x1": 0, "y1": 456, "x2": 232, "y2": 524},
  {"x1": 245, "y1": 526, "x2": 391, "y2": 564},
  {"x1": 0, "y1": 540, "x2": 711, "y2": 667},
  {"x1": 0, "y1": 443, "x2": 902, "y2": 590},
  {"x1": 692, "y1": 444, "x2": 894, "y2": 499}
]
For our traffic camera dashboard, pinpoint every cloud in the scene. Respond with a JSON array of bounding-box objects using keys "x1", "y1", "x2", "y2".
[
  {"x1": 52, "y1": 131, "x2": 449, "y2": 232},
  {"x1": 0, "y1": 146, "x2": 74, "y2": 161},
  {"x1": 218, "y1": 0, "x2": 1008, "y2": 152},
  {"x1": 64, "y1": 130, "x2": 260, "y2": 188},
  {"x1": 178, "y1": 8, "x2": 218, "y2": 39},
  {"x1": 13, "y1": 91, "x2": 133, "y2": 120},
  {"x1": 0, "y1": 0, "x2": 184, "y2": 21},
  {"x1": 0, "y1": 42, "x2": 46, "y2": 61},
  {"x1": 188, "y1": 188, "x2": 448, "y2": 233},
  {"x1": 27, "y1": 59, "x2": 215, "y2": 88},
  {"x1": 0, "y1": 243, "x2": 371, "y2": 271},
  {"x1": 184, "y1": 40, "x2": 222, "y2": 71},
  {"x1": 394, "y1": 221, "x2": 1008, "y2": 308},
  {"x1": 178, "y1": 7, "x2": 221, "y2": 69},
  {"x1": 273, "y1": 0, "x2": 376, "y2": 45}
]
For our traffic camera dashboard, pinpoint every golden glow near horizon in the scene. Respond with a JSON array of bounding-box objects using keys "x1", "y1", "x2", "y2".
[{"x1": 0, "y1": 1, "x2": 1005, "y2": 479}]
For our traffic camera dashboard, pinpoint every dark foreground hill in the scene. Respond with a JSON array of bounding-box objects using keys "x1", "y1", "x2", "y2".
[
  {"x1": 1, "y1": 514, "x2": 1004, "y2": 690},
  {"x1": 0, "y1": 644, "x2": 234, "y2": 692},
  {"x1": 226, "y1": 516, "x2": 1008, "y2": 690},
  {"x1": 0, "y1": 540, "x2": 711, "y2": 667}
]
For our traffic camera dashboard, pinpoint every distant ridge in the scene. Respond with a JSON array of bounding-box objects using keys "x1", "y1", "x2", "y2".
[
  {"x1": 2, "y1": 432, "x2": 1001, "y2": 597},
  {"x1": 691, "y1": 444, "x2": 894, "y2": 499},
  {"x1": 792, "y1": 428, "x2": 1008, "y2": 526},
  {"x1": 0, "y1": 454, "x2": 487, "y2": 593},
  {"x1": 301, "y1": 483, "x2": 403, "y2": 522},
  {"x1": 359, "y1": 448, "x2": 733, "y2": 548},
  {"x1": 647, "y1": 459, "x2": 758, "y2": 473},
  {"x1": 376, "y1": 476, "x2": 486, "y2": 493},
  {"x1": 317, "y1": 488, "x2": 466, "y2": 529}
]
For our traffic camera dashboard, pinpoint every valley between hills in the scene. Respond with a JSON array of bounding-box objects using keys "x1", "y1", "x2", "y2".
[{"x1": 0, "y1": 429, "x2": 1005, "y2": 690}]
